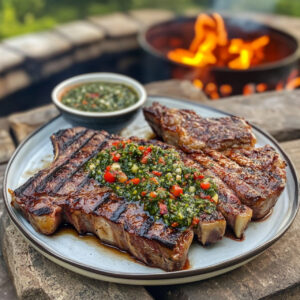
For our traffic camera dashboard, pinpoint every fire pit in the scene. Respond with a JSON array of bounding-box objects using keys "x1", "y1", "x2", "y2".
[{"x1": 139, "y1": 14, "x2": 300, "y2": 99}]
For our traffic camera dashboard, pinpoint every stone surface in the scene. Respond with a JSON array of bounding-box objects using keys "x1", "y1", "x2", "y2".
[
  {"x1": 0, "y1": 213, "x2": 153, "y2": 300},
  {"x1": 0, "y1": 118, "x2": 15, "y2": 164},
  {"x1": 146, "y1": 79, "x2": 208, "y2": 102},
  {"x1": 55, "y1": 21, "x2": 106, "y2": 62},
  {"x1": 0, "y1": 46, "x2": 24, "y2": 73},
  {"x1": 0, "y1": 163, "x2": 18, "y2": 300},
  {"x1": 0, "y1": 130, "x2": 15, "y2": 164},
  {"x1": 1, "y1": 139, "x2": 300, "y2": 299},
  {"x1": 206, "y1": 90, "x2": 300, "y2": 142},
  {"x1": 89, "y1": 13, "x2": 139, "y2": 38},
  {"x1": 55, "y1": 21, "x2": 105, "y2": 46},
  {"x1": 129, "y1": 9, "x2": 175, "y2": 27},
  {"x1": 8, "y1": 104, "x2": 59, "y2": 143},
  {"x1": 4, "y1": 31, "x2": 72, "y2": 59},
  {"x1": 5, "y1": 70, "x2": 31, "y2": 94},
  {"x1": 1, "y1": 80, "x2": 300, "y2": 299},
  {"x1": 148, "y1": 139, "x2": 300, "y2": 300}
]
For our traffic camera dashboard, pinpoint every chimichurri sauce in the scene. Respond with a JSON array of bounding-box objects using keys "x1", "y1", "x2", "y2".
[
  {"x1": 61, "y1": 82, "x2": 139, "y2": 112},
  {"x1": 86, "y1": 141, "x2": 218, "y2": 231}
]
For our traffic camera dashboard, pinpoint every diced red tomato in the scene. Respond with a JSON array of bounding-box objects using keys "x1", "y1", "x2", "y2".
[
  {"x1": 104, "y1": 171, "x2": 116, "y2": 183},
  {"x1": 82, "y1": 99, "x2": 88, "y2": 105},
  {"x1": 171, "y1": 222, "x2": 179, "y2": 228},
  {"x1": 192, "y1": 217, "x2": 200, "y2": 226},
  {"x1": 112, "y1": 141, "x2": 120, "y2": 147},
  {"x1": 150, "y1": 177, "x2": 159, "y2": 184},
  {"x1": 194, "y1": 173, "x2": 205, "y2": 180},
  {"x1": 144, "y1": 147, "x2": 152, "y2": 154},
  {"x1": 170, "y1": 185, "x2": 183, "y2": 197},
  {"x1": 89, "y1": 93, "x2": 99, "y2": 98},
  {"x1": 112, "y1": 153, "x2": 121, "y2": 162},
  {"x1": 129, "y1": 178, "x2": 140, "y2": 185},
  {"x1": 149, "y1": 191, "x2": 157, "y2": 198},
  {"x1": 141, "y1": 150, "x2": 151, "y2": 164},
  {"x1": 152, "y1": 170, "x2": 162, "y2": 176},
  {"x1": 158, "y1": 157, "x2": 165, "y2": 165},
  {"x1": 159, "y1": 203, "x2": 168, "y2": 215},
  {"x1": 141, "y1": 191, "x2": 147, "y2": 197},
  {"x1": 138, "y1": 146, "x2": 145, "y2": 151},
  {"x1": 106, "y1": 165, "x2": 111, "y2": 171},
  {"x1": 200, "y1": 182, "x2": 211, "y2": 190}
]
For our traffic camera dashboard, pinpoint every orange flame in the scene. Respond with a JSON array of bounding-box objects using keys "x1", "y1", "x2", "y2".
[{"x1": 168, "y1": 13, "x2": 270, "y2": 70}]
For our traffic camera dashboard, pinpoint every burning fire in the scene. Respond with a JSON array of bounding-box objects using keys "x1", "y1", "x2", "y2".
[
  {"x1": 168, "y1": 13, "x2": 270, "y2": 70},
  {"x1": 167, "y1": 13, "x2": 300, "y2": 99}
]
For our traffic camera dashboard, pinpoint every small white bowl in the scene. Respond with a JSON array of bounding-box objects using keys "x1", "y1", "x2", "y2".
[{"x1": 51, "y1": 73, "x2": 147, "y2": 132}]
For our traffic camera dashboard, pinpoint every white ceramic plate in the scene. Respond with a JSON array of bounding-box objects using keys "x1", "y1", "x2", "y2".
[{"x1": 3, "y1": 96, "x2": 299, "y2": 285}]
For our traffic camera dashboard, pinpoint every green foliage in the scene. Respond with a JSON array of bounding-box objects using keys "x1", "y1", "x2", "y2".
[
  {"x1": 0, "y1": 0, "x2": 56, "y2": 39},
  {"x1": 0, "y1": 0, "x2": 299, "y2": 40}
]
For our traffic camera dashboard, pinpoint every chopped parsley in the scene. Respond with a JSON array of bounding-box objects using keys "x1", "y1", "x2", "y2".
[
  {"x1": 86, "y1": 141, "x2": 218, "y2": 230},
  {"x1": 61, "y1": 82, "x2": 139, "y2": 112}
]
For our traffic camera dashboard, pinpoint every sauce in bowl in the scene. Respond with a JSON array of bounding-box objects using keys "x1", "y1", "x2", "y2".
[{"x1": 60, "y1": 82, "x2": 139, "y2": 113}]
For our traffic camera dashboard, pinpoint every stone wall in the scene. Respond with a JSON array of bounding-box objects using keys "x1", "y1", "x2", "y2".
[{"x1": 0, "y1": 9, "x2": 300, "y2": 100}]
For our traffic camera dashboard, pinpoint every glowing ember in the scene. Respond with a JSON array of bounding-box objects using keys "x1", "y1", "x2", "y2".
[
  {"x1": 168, "y1": 13, "x2": 270, "y2": 70},
  {"x1": 166, "y1": 13, "x2": 300, "y2": 99}
]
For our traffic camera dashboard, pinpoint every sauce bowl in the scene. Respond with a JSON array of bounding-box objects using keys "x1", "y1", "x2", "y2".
[{"x1": 52, "y1": 73, "x2": 147, "y2": 132}]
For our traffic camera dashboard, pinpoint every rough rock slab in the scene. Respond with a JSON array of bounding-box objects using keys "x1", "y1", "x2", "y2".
[
  {"x1": 8, "y1": 104, "x2": 59, "y2": 143},
  {"x1": 129, "y1": 9, "x2": 175, "y2": 27},
  {"x1": 0, "y1": 45, "x2": 24, "y2": 73},
  {"x1": 0, "y1": 212, "x2": 153, "y2": 300},
  {"x1": 206, "y1": 90, "x2": 300, "y2": 142},
  {"x1": 148, "y1": 139, "x2": 300, "y2": 300},
  {"x1": 0, "y1": 163, "x2": 18, "y2": 299},
  {"x1": 55, "y1": 21, "x2": 105, "y2": 46},
  {"x1": 4, "y1": 31, "x2": 72, "y2": 59},
  {"x1": 145, "y1": 79, "x2": 208, "y2": 102},
  {"x1": 0, "y1": 118, "x2": 15, "y2": 163},
  {"x1": 55, "y1": 21, "x2": 106, "y2": 62},
  {"x1": 89, "y1": 13, "x2": 139, "y2": 38}
]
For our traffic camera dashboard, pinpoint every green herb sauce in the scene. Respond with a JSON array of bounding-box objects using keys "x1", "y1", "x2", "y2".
[
  {"x1": 61, "y1": 82, "x2": 139, "y2": 112},
  {"x1": 86, "y1": 142, "x2": 218, "y2": 230}
]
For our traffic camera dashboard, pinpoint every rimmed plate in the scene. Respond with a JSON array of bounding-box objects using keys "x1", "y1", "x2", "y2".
[{"x1": 3, "y1": 96, "x2": 299, "y2": 285}]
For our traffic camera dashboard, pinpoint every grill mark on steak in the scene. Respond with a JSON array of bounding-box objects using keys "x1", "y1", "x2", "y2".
[
  {"x1": 77, "y1": 176, "x2": 91, "y2": 190},
  {"x1": 91, "y1": 192, "x2": 110, "y2": 212},
  {"x1": 32, "y1": 206, "x2": 53, "y2": 216},
  {"x1": 139, "y1": 216, "x2": 154, "y2": 236},
  {"x1": 35, "y1": 132, "x2": 98, "y2": 193},
  {"x1": 16, "y1": 129, "x2": 96, "y2": 198},
  {"x1": 110, "y1": 202, "x2": 128, "y2": 222},
  {"x1": 61, "y1": 129, "x2": 88, "y2": 151},
  {"x1": 51, "y1": 139, "x2": 109, "y2": 195}
]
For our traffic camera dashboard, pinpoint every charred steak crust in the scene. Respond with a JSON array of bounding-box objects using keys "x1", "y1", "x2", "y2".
[
  {"x1": 143, "y1": 103, "x2": 287, "y2": 230},
  {"x1": 12, "y1": 128, "x2": 200, "y2": 271},
  {"x1": 143, "y1": 102, "x2": 256, "y2": 152}
]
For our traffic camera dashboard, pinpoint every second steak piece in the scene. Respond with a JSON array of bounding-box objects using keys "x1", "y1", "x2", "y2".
[{"x1": 144, "y1": 102, "x2": 256, "y2": 153}]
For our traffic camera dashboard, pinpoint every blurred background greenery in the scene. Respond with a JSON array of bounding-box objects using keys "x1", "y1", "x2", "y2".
[{"x1": 0, "y1": 0, "x2": 299, "y2": 40}]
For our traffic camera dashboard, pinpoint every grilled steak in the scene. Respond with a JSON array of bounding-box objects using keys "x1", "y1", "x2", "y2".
[
  {"x1": 144, "y1": 102, "x2": 256, "y2": 153},
  {"x1": 144, "y1": 103, "x2": 286, "y2": 224},
  {"x1": 11, "y1": 127, "x2": 225, "y2": 271}
]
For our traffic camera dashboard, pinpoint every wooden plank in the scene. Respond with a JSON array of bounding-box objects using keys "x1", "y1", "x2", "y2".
[{"x1": 147, "y1": 139, "x2": 300, "y2": 300}]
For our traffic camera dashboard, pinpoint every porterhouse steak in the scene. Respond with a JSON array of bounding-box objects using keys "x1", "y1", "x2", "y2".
[
  {"x1": 144, "y1": 103, "x2": 286, "y2": 228},
  {"x1": 11, "y1": 127, "x2": 225, "y2": 271}
]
